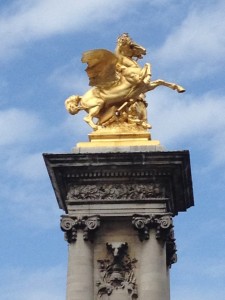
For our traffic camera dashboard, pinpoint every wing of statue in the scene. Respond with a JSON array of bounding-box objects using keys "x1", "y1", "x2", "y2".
[{"x1": 81, "y1": 49, "x2": 118, "y2": 87}]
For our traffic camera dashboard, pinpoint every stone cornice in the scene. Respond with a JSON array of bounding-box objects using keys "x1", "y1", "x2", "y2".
[{"x1": 43, "y1": 151, "x2": 194, "y2": 215}]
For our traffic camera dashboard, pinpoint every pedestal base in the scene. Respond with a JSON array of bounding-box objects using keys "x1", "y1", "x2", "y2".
[
  {"x1": 77, "y1": 131, "x2": 160, "y2": 148},
  {"x1": 43, "y1": 148, "x2": 194, "y2": 300}
]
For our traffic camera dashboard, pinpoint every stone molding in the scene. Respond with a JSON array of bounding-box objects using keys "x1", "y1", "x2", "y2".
[
  {"x1": 43, "y1": 151, "x2": 194, "y2": 215},
  {"x1": 60, "y1": 215, "x2": 100, "y2": 243},
  {"x1": 65, "y1": 169, "x2": 171, "y2": 179},
  {"x1": 96, "y1": 242, "x2": 138, "y2": 299},
  {"x1": 132, "y1": 214, "x2": 177, "y2": 267},
  {"x1": 67, "y1": 182, "x2": 165, "y2": 202}
]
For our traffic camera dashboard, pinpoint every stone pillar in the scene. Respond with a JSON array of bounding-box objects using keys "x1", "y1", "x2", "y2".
[
  {"x1": 61, "y1": 216, "x2": 100, "y2": 300},
  {"x1": 43, "y1": 150, "x2": 193, "y2": 300},
  {"x1": 140, "y1": 229, "x2": 167, "y2": 300},
  {"x1": 133, "y1": 214, "x2": 175, "y2": 300}
]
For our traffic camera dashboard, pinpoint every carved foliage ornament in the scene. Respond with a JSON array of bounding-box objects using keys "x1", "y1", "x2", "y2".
[
  {"x1": 166, "y1": 228, "x2": 177, "y2": 267},
  {"x1": 60, "y1": 215, "x2": 100, "y2": 243},
  {"x1": 97, "y1": 242, "x2": 138, "y2": 299},
  {"x1": 67, "y1": 183, "x2": 165, "y2": 202}
]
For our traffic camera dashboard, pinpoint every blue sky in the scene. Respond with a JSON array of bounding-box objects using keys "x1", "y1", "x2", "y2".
[{"x1": 0, "y1": 0, "x2": 225, "y2": 299}]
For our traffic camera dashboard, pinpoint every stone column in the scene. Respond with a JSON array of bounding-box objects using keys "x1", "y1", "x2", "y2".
[
  {"x1": 133, "y1": 214, "x2": 175, "y2": 300},
  {"x1": 61, "y1": 216, "x2": 100, "y2": 300},
  {"x1": 43, "y1": 150, "x2": 193, "y2": 300}
]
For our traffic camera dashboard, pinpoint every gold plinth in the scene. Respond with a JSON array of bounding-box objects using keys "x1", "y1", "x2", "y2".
[
  {"x1": 89, "y1": 131, "x2": 151, "y2": 141},
  {"x1": 76, "y1": 132, "x2": 160, "y2": 148}
]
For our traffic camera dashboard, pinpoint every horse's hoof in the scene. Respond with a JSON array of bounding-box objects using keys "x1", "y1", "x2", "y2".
[
  {"x1": 177, "y1": 86, "x2": 185, "y2": 93},
  {"x1": 142, "y1": 122, "x2": 152, "y2": 129}
]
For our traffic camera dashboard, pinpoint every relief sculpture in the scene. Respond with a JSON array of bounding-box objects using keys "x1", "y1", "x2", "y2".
[
  {"x1": 96, "y1": 242, "x2": 138, "y2": 299},
  {"x1": 67, "y1": 182, "x2": 165, "y2": 202}
]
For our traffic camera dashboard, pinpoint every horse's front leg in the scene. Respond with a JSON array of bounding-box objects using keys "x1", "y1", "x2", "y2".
[
  {"x1": 142, "y1": 63, "x2": 152, "y2": 84},
  {"x1": 148, "y1": 79, "x2": 185, "y2": 93}
]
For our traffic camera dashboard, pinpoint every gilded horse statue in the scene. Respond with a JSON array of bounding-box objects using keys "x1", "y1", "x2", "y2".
[{"x1": 65, "y1": 33, "x2": 185, "y2": 131}]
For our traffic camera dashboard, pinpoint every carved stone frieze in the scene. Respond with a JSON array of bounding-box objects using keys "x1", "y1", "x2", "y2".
[
  {"x1": 60, "y1": 215, "x2": 100, "y2": 243},
  {"x1": 67, "y1": 182, "x2": 165, "y2": 202},
  {"x1": 43, "y1": 151, "x2": 194, "y2": 215},
  {"x1": 96, "y1": 242, "x2": 138, "y2": 299}
]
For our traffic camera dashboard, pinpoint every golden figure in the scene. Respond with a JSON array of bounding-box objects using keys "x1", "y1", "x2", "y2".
[{"x1": 65, "y1": 33, "x2": 185, "y2": 134}]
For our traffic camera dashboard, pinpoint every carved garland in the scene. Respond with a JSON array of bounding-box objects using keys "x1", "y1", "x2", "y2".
[
  {"x1": 166, "y1": 228, "x2": 177, "y2": 267},
  {"x1": 67, "y1": 183, "x2": 165, "y2": 202},
  {"x1": 60, "y1": 215, "x2": 100, "y2": 243}
]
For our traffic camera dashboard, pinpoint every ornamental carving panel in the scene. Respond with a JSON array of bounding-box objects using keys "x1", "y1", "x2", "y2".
[
  {"x1": 96, "y1": 242, "x2": 138, "y2": 299},
  {"x1": 67, "y1": 183, "x2": 165, "y2": 202}
]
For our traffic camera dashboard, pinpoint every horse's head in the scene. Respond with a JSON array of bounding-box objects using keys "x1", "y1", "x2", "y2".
[{"x1": 116, "y1": 33, "x2": 146, "y2": 59}]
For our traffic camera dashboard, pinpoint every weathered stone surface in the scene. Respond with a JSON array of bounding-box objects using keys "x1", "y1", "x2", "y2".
[
  {"x1": 43, "y1": 149, "x2": 194, "y2": 216},
  {"x1": 43, "y1": 147, "x2": 194, "y2": 300}
]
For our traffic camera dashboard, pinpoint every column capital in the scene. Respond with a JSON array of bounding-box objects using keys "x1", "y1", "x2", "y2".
[
  {"x1": 132, "y1": 214, "x2": 173, "y2": 241},
  {"x1": 132, "y1": 214, "x2": 177, "y2": 267},
  {"x1": 60, "y1": 215, "x2": 100, "y2": 243}
]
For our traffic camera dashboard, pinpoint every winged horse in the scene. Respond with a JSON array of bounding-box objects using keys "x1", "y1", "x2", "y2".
[{"x1": 65, "y1": 33, "x2": 185, "y2": 130}]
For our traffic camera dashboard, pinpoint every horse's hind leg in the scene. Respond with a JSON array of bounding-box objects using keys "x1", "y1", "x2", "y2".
[
  {"x1": 149, "y1": 79, "x2": 185, "y2": 93},
  {"x1": 176, "y1": 85, "x2": 185, "y2": 93}
]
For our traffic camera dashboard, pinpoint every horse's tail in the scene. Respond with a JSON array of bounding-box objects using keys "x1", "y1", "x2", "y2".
[{"x1": 65, "y1": 95, "x2": 82, "y2": 115}]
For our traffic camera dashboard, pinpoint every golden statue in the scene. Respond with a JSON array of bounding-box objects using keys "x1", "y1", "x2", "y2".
[{"x1": 65, "y1": 34, "x2": 185, "y2": 145}]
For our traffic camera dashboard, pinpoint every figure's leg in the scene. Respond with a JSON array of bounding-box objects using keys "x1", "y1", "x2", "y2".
[
  {"x1": 147, "y1": 79, "x2": 185, "y2": 93},
  {"x1": 83, "y1": 102, "x2": 104, "y2": 130},
  {"x1": 136, "y1": 96, "x2": 152, "y2": 129}
]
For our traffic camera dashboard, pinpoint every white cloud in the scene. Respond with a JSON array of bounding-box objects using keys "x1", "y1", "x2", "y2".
[
  {"x1": 0, "y1": 0, "x2": 140, "y2": 60},
  {"x1": 4, "y1": 151, "x2": 47, "y2": 181},
  {"x1": 0, "y1": 265, "x2": 66, "y2": 300},
  {"x1": 149, "y1": 90, "x2": 225, "y2": 141},
  {"x1": 0, "y1": 108, "x2": 43, "y2": 146},
  {"x1": 63, "y1": 114, "x2": 90, "y2": 142},
  {"x1": 0, "y1": 178, "x2": 61, "y2": 229},
  {"x1": 0, "y1": 107, "x2": 73, "y2": 151},
  {"x1": 0, "y1": 108, "x2": 67, "y2": 228},
  {"x1": 148, "y1": 89, "x2": 225, "y2": 165},
  {"x1": 153, "y1": 0, "x2": 225, "y2": 79},
  {"x1": 48, "y1": 60, "x2": 89, "y2": 93}
]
